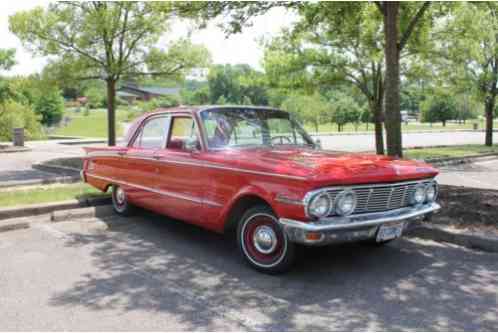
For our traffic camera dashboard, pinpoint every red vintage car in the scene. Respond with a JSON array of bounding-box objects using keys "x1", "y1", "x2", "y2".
[{"x1": 82, "y1": 106, "x2": 440, "y2": 273}]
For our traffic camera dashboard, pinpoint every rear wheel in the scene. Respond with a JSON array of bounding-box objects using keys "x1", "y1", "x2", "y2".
[
  {"x1": 111, "y1": 184, "x2": 135, "y2": 216},
  {"x1": 237, "y1": 205, "x2": 295, "y2": 274}
]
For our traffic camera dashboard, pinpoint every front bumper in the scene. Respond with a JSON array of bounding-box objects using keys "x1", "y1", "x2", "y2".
[{"x1": 279, "y1": 202, "x2": 441, "y2": 245}]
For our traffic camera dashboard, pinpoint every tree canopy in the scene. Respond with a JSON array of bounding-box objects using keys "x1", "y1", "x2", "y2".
[{"x1": 10, "y1": 2, "x2": 210, "y2": 145}]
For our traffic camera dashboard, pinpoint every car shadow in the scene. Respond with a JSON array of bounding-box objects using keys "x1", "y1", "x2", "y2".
[{"x1": 49, "y1": 211, "x2": 498, "y2": 331}]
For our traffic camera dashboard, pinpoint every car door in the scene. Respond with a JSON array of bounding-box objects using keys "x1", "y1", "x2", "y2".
[
  {"x1": 124, "y1": 115, "x2": 170, "y2": 209},
  {"x1": 152, "y1": 114, "x2": 207, "y2": 225}
]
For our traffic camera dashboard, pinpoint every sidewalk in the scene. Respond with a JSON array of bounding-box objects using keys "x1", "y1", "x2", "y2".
[{"x1": 0, "y1": 139, "x2": 105, "y2": 187}]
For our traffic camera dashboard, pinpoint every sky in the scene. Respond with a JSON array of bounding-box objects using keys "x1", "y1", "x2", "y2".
[{"x1": 0, "y1": 1, "x2": 296, "y2": 76}]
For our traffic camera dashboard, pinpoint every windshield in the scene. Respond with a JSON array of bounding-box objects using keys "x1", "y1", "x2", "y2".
[{"x1": 200, "y1": 108, "x2": 315, "y2": 149}]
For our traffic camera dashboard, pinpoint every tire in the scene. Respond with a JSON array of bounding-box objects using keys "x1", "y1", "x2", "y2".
[
  {"x1": 111, "y1": 184, "x2": 135, "y2": 216},
  {"x1": 237, "y1": 205, "x2": 295, "y2": 274}
]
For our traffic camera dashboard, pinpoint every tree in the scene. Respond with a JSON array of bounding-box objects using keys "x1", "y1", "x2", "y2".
[
  {"x1": 207, "y1": 64, "x2": 269, "y2": 105},
  {"x1": 437, "y1": 3, "x2": 498, "y2": 146},
  {"x1": 329, "y1": 92, "x2": 362, "y2": 132},
  {"x1": 280, "y1": 93, "x2": 329, "y2": 133},
  {"x1": 263, "y1": 3, "x2": 387, "y2": 153},
  {"x1": 420, "y1": 93, "x2": 456, "y2": 126},
  {"x1": 10, "y1": 2, "x2": 210, "y2": 146},
  {"x1": 0, "y1": 49, "x2": 16, "y2": 105},
  {"x1": 376, "y1": 2, "x2": 432, "y2": 156},
  {"x1": 180, "y1": 2, "x2": 434, "y2": 156},
  {"x1": 33, "y1": 88, "x2": 64, "y2": 126}
]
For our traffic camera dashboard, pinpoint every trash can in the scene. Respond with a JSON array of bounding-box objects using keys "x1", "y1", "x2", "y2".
[
  {"x1": 13, "y1": 128, "x2": 24, "y2": 147},
  {"x1": 473, "y1": 123, "x2": 478, "y2": 130}
]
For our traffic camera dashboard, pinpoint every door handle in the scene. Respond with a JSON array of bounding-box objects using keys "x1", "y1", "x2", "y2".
[
  {"x1": 152, "y1": 155, "x2": 161, "y2": 160},
  {"x1": 117, "y1": 151, "x2": 126, "y2": 156}
]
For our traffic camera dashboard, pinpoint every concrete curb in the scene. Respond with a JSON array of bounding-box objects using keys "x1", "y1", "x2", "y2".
[
  {"x1": 0, "y1": 196, "x2": 111, "y2": 221},
  {"x1": 423, "y1": 153, "x2": 498, "y2": 167},
  {"x1": 0, "y1": 175, "x2": 82, "y2": 189},
  {"x1": 408, "y1": 224, "x2": 498, "y2": 253},
  {"x1": 0, "y1": 146, "x2": 32, "y2": 153},
  {"x1": 0, "y1": 221, "x2": 30, "y2": 233},
  {"x1": 51, "y1": 205, "x2": 114, "y2": 222},
  {"x1": 32, "y1": 163, "x2": 81, "y2": 174}
]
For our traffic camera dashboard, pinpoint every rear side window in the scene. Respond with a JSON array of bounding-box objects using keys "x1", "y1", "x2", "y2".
[{"x1": 132, "y1": 116, "x2": 169, "y2": 149}]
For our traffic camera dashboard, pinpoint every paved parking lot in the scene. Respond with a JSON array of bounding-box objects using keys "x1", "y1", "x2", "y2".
[
  {"x1": 1, "y1": 213, "x2": 497, "y2": 331},
  {"x1": 437, "y1": 158, "x2": 498, "y2": 190}
]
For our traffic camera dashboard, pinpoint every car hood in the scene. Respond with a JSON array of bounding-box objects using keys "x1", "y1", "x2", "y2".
[{"x1": 206, "y1": 147, "x2": 438, "y2": 186}]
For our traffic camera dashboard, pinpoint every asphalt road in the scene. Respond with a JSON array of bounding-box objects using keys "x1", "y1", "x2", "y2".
[
  {"x1": 318, "y1": 131, "x2": 491, "y2": 152},
  {"x1": 1, "y1": 213, "x2": 497, "y2": 331}
]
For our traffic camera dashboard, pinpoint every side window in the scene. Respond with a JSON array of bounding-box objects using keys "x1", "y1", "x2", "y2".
[
  {"x1": 167, "y1": 117, "x2": 200, "y2": 151},
  {"x1": 132, "y1": 116, "x2": 169, "y2": 149}
]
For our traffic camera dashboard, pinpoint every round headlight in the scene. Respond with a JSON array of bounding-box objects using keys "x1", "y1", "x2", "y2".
[
  {"x1": 425, "y1": 181, "x2": 438, "y2": 202},
  {"x1": 411, "y1": 184, "x2": 426, "y2": 205},
  {"x1": 308, "y1": 193, "x2": 332, "y2": 218},
  {"x1": 335, "y1": 189, "x2": 357, "y2": 216}
]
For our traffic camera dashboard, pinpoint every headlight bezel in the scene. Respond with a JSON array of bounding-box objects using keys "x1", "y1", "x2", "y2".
[
  {"x1": 305, "y1": 192, "x2": 333, "y2": 218},
  {"x1": 425, "y1": 181, "x2": 439, "y2": 202},
  {"x1": 335, "y1": 189, "x2": 357, "y2": 216}
]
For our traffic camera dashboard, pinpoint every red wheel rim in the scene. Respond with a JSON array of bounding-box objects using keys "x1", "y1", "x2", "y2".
[{"x1": 242, "y1": 214, "x2": 286, "y2": 267}]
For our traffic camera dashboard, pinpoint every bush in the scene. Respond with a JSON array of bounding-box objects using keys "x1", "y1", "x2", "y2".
[
  {"x1": 34, "y1": 89, "x2": 65, "y2": 126},
  {"x1": 0, "y1": 101, "x2": 43, "y2": 141},
  {"x1": 137, "y1": 95, "x2": 180, "y2": 113},
  {"x1": 84, "y1": 87, "x2": 106, "y2": 109}
]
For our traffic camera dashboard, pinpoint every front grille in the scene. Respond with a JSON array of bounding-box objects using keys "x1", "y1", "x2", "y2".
[{"x1": 325, "y1": 180, "x2": 433, "y2": 216}]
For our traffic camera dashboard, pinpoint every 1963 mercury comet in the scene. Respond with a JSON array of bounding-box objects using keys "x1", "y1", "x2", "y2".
[{"x1": 82, "y1": 106, "x2": 440, "y2": 273}]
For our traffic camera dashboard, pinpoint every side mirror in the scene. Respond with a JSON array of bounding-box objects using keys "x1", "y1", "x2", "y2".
[{"x1": 184, "y1": 137, "x2": 200, "y2": 152}]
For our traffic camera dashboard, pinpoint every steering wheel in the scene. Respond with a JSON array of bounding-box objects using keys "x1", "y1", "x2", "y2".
[{"x1": 271, "y1": 135, "x2": 293, "y2": 145}]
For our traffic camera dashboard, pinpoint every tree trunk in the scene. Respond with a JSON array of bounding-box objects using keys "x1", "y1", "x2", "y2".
[
  {"x1": 485, "y1": 96, "x2": 495, "y2": 146},
  {"x1": 383, "y1": 2, "x2": 403, "y2": 157},
  {"x1": 372, "y1": 100, "x2": 385, "y2": 155},
  {"x1": 442, "y1": 120, "x2": 446, "y2": 127},
  {"x1": 106, "y1": 79, "x2": 117, "y2": 146}
]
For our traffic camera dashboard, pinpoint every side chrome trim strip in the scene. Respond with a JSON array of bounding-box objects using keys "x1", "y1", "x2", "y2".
[
  {"x1": 86, "y1": 173, "x2": 223, "y2": 207},
  {"x1": 86, "y1": 152, "x2": 307, "y2": 181}
]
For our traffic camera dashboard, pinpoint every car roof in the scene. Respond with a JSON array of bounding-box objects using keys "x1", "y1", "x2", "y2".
[{"x1": 150, "y1": 105, "x2": 283, "y2": 116}]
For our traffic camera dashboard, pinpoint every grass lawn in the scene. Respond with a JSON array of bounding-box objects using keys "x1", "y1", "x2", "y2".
[
  {"x1": 404, "y1": 144, "x2": 498, "y2": 160},
  {"x1": 0, "y1": 183, "x2": 109, "y2": 208},
  {"x1": 53, "y1": 108, "x2": 129, "y2": 138}
]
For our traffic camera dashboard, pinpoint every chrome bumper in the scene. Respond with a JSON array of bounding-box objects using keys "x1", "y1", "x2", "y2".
[{"x1": 279, "y1": 202, "x2": 441, "y2": 245}]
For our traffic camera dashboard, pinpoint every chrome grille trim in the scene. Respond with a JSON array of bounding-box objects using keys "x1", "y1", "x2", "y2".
[{"x1": 304, "y1": 179, "x2": 435, "y2": 217}]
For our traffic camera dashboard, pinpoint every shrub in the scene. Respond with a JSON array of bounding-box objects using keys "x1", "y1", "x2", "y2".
[
  {"x1": 84, "y1": 87, "x2": 106, "y2": 109},
  {"x1": 0, "y1": 101, "x2": 43, "y2": 141},
  {"x1": 34, "y1": 89, "x2": 65, "y2": 126},
  {"x1": 137, "y1": 95, "x2": 180, "y2": 113}
]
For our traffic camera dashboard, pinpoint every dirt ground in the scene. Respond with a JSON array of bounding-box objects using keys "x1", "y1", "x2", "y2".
[{"x1": 431, "y1": 185, "x2": 498, "y2": 236}]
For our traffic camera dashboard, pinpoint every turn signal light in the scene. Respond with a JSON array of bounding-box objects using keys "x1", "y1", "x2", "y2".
[{"x1": 306, "y1": 232, "x2": 323, "y2": 241}]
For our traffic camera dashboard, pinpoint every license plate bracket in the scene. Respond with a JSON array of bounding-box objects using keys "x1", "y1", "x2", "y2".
[{"x1": 376, "y1": 221, "x2": 404, "y2": 242}]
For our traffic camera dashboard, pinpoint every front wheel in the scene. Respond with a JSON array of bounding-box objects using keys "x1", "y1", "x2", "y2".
[{"x1": 237, "y1": 205, "x2": 295, "y2": 274}]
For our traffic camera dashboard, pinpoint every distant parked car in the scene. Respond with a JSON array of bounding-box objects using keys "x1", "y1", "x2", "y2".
[{"x1": 82, "y1": 106, "x2": 440, "y2": 273}]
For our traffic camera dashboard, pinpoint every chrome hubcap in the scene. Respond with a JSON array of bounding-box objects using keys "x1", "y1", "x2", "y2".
[
  {"x1": 116, "y1": 187, "x2": 125, "y2": 205},
  {"x1": 252, "y1": 225, "x2": 277, "y2": 254}
]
